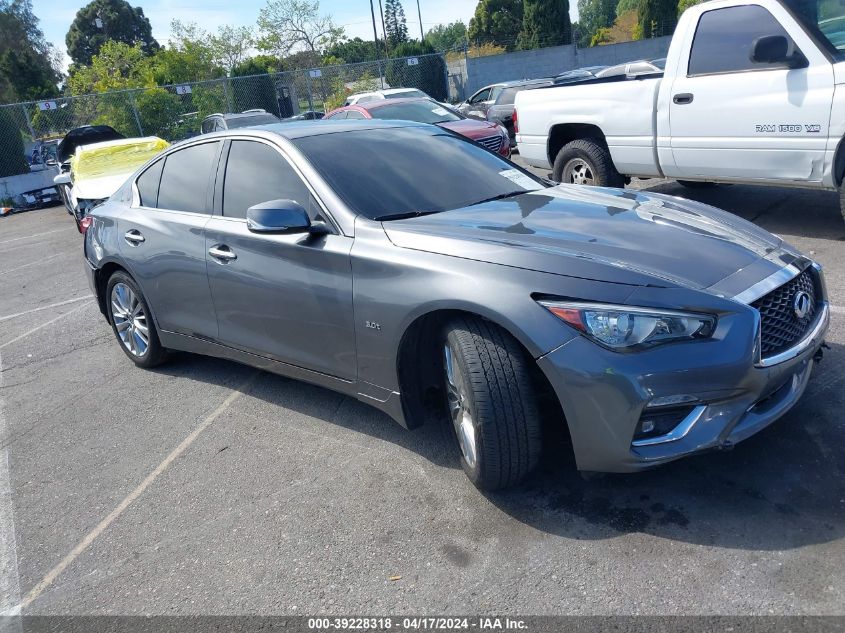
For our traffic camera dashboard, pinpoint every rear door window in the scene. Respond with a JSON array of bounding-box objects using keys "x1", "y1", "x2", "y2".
[{"x1": 157, "y1": 141, "x2": 220, "y2": 213}]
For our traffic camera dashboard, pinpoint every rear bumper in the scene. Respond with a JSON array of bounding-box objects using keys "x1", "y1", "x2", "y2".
[
  {"x1": 514, "y1": 135, "x2": 550, "y2": 168},
  {"x1": 537, "y1": 304, "x2": 830, "y2": 472}
]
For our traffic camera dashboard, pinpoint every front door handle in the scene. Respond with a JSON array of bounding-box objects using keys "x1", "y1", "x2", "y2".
[
  {"x1": 673, "y1": 93, "x2": 694, "y2": 105},
  {"x1": 208, "y1": 245, "x2": 237, "y2": 263},
  {"x1": 124, "y1": 229, "x2": 145, "y2": 246}
]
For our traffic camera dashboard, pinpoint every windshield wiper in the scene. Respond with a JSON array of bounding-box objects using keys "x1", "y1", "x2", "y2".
[
  {"x1": 373, "y1": 210, "x2": 442, "y2": 221},
  {"x1": 469, "y1": 190, "x2": 527, "y2": 206}
]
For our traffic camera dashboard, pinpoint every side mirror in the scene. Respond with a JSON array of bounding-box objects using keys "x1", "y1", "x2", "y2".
[
  {"x1": 53, "y1": 172, "x2": 71, "y2": 186},
  {"x1": 750, "y1": 35, "x2": 808, "y2": 68},
  {"x1": 246, "y1": 199, "x2": 329, "y2": 235}
]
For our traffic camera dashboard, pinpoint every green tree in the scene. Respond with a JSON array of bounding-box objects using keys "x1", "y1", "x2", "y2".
[
  {"x1": 676, "y1": 0, "x2": 703, "y2": 15},
  {"x1": 518, "y1": 0, "x2": 572, "y2": 49},
  {"x1": 324, "y1": 37, "x2": 379, "y2": 64},
  {"x1": 467, "y1": 0, "x2": 523, "y2": 50},
  {"x1": 637, "y1": 0, "x2": 677, "y2": 37},
  {"x1": 384, "y1": 0, "x2": 409, "y2": 49},
  {"x1": 0, "y1": 106, "x2": 27, "y2": 176},
  {"x1": 385, "y1": 40, "x2": 446, "y2": 101},
  {"x1": 232, "y1": 55, "x2": 287, "y2": 76},
  {"x1": 0, "y1": 0, "x2": 59, "y2": 103},
  {"x1": 425, "y1": 21, "x2": 468, "y2": 51},
  {"x1": 66, "y1": 0, "x2": 159, "y2": 67},
  {"x1": 577, "y1": 0, "x2": 617, "y2": 46},
  {"x1": 257, "y1": 0, "x2": 344, "y2": 56},
  {"x1": 211, "y1": 26, "x2": 255, "y2": 72}
]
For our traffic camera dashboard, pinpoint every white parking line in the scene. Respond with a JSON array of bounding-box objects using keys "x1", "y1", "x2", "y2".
[
  {"x1": 0, "y1": 351, "x2": 23, "y2": 626},
  {"x1": 0, "y1": 296, "x2": 91, "y2": 323},
  {"x1": 0, "y1": 301, "x2": 94, "y2": 350},
  {"x1": 0, "y1": 229, "x2": 68, "y2": 246},
  {"x1": 15, "y1": 372, "x2": 258, "y2": 611},
  {"x1": 1, "y1": 252, "x2": 68, "y2": 276}
]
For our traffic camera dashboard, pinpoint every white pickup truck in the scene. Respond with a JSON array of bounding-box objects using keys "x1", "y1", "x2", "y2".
[{"x1": 515, "y1": 0, "x2": 845, "y2": 219}]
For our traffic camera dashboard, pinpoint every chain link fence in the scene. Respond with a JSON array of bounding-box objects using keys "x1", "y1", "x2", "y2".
[{"x1": 0, "y1": 52, "x2": 455, "y2": 183}]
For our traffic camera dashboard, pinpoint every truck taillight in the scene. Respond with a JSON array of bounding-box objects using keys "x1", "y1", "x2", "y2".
[{"x1": 513, "y1": 109, "x2": 519, "y2": 134}]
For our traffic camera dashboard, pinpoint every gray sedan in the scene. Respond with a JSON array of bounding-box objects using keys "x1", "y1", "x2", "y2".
[{"x1": 83, "y1": 120, "x2": 830, "y2": 490}]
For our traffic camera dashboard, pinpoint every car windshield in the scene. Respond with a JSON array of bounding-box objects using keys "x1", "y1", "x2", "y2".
[
  {"x1": 292, "y1": 127, "x2": 547, "y2": 220},
  {"x1": 226, "y1": 114, "x2": 280, "y2": 129},
  {"x1": 368, "y1": 101, "x2": 462, "y2": 124},
  {"x1": 788, "y1": 0, "x2": 845, "y2": 58},
  {"x1": 385, "y1": 89, "x2": 427, "y2": 99}
]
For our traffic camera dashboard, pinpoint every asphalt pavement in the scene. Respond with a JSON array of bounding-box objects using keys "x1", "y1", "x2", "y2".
[{"x1": 0, "y1": 173, "x2": 843, "y2": 616}]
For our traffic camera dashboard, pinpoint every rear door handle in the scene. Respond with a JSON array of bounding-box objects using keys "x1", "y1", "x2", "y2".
[
  {"x1": 208, "y1": 245, "x2": 237, "y2": 262},
  {"x1": 124, "y1": 229, "x2": 145, "y2": 246},
  {"x1": 673, "y1": 93, "x2": 694, "y2": 105}
]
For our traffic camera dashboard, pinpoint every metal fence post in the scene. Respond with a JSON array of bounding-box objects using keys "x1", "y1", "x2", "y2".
[
  {"x1": 129, "y1": 91, "x2": 144, "y2": 136},
  {"x1": 21, "y1": 104, "x2": 36, "y2": 140},
  {"x1": 305, "y1": 72, "x2": 314, "y2": 112}
]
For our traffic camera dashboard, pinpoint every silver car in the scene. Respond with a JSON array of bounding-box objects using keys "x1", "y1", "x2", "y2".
[{"x1": 83, "y1": 121, "x2": 830, "y2": 490}]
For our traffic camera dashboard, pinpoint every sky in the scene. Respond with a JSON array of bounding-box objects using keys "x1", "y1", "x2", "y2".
[
  {"x1": 33, "y1": 0, "x2": 582, "y2": 69},
  {"x1": 31, "y1": 0, "x2": 494, "y2": 67}
]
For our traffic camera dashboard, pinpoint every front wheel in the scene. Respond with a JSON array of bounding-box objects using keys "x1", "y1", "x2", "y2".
[
  {"x1": 553, "y1": 138, "x2": 624, "y2": 188},
  {"x1": 839, "y1": 182, "x2": 845, "y2": 224},
  {"x1": 442, "y1": 316, "x2": 542, "y2": 490},
  {"x1": 106, "y1": 271, "x2": 169, "y2": 368}
]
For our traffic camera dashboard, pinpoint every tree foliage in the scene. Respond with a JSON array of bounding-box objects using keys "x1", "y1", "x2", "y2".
[
  {"x1": 589, "y1": 8, "x2": 638, "y2": 45},
  {"x1": 577, "y1": 0, "x2": 617, "y2": 46},
  {"x1": 425, "y1": 21, "x2": 468, "y2": 52},
  {"x1": 518, "y1": 0, "x2": 572, "y2": 49},
  {"x1": 0, "y1": 0, "x2": 59, "y2": 103},
  {"x1": 324, "y1": 37, "x2": 380, "y2": 64},
  {"x1": 257, "y1": 0, "x2": 344, "y2": 55},
  {"x1": 385, "y1": 40, "x2": 446, "y2": 101},
  {"x1": 66, "y1": 0, "x2": 159, "y2": 67},
  {"x1": 467, "y1": 0, "x2": 523, "y2": 50},
  {"x1": 676, "y1": 0, "x2": 703, "y2": 15},
  {"x1": 637, "y1": 0, "x2": 678, "y2": 38},
  {"x1": 0, "y1": 105, "x2": 28, "y2": 176},
  {"x1": 384, "y1": 0, "x2": 409, "y2": 49}
]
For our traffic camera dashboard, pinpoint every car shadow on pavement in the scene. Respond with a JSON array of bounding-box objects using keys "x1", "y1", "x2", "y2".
[
  {"x1": 154, "y1": 338, "x2": 844, "y2": 552},
  {"x1": 639, "y1": 181, "x2": 845, "y2": 241},
  {"x1": 488, "y1": 341, "x2": 845, "y2": 551}
]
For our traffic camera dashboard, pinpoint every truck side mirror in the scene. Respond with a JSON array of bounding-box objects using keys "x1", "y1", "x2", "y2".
[{"x1": 750, "y1": 35, "x2": 808, "y2": 69}]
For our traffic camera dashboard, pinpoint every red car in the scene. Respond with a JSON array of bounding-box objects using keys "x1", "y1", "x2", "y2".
[{"x1": 324, "y1": 98, "x2": 511, "y2": 157}]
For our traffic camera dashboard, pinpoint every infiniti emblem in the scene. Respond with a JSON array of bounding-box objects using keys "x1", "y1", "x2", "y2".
[{"x1": 793, "y1": 291, "x2": 812, "y2": 320}]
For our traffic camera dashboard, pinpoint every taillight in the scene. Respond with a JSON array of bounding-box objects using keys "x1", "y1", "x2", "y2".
[
  {"x1": 79, "y1": 216, "x2": 93, "y2": 234},
  {"x1": 513, "y1": 109, "x2": 518, "y2": 134}
]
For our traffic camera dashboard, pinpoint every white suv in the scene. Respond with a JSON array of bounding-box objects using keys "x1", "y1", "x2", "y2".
[{"x1": 344, "y1": 88, "x2": 428, "y2": 106}]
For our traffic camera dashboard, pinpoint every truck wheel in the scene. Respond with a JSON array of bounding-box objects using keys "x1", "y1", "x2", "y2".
[
  {"x1": 442, "y1": 316, "x2": 542, "y2": 490},
  {"x1": 839, "y1": 183, "x2": 845, "y2": 223},
  {"x1": 677, "y1": 180, "x2": 716, "y2": 189},
  {"x1": 553, "y1": 139, "x2": 624, "y2": 188}
]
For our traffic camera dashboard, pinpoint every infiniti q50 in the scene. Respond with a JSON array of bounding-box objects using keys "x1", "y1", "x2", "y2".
[{"x1": 83, "y1": 121, "x2": 830, "y2": 490}]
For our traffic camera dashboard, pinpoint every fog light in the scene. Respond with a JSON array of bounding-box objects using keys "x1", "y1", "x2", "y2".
[
  {"x1": 646, "y1": 394, "x2": 698, "y2": 409},
  {"x1": 634, "y1": 405, "x2": 696, "y2": 441}
]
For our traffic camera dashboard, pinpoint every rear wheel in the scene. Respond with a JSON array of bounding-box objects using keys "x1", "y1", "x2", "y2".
[
  {"x1": 839, "y1": 181, "x2": 845, "y2": 224},
  {"x1": 106, "y1": 271, "x2": 168, "y2": 368},
  {"x1": 553, "y1": 138, "x2": 624, "y2": 188},
  {"x1": 442, "y1": 316, "x2": 542, "y2": 490}
]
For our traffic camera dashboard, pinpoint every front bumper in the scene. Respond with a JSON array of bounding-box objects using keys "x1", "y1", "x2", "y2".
[{"x1": 537, "y1": 303, "x2": 830, "y2": 472}]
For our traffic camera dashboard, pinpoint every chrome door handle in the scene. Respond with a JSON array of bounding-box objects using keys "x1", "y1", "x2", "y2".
[
  {"x1": 124, "y1": 230, "x2": 145, "y2": 245},
  {"x1": 208, "y1": 245, "x2": 237, "y2": 262}
]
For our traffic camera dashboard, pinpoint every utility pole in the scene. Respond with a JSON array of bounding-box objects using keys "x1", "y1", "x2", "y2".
[
  {"x1": 416, "y1": 0, "x2": 424, "y2": 42},
  {"x1": 369, "y1": 0, "x2": 385, "y2": 88},
  {"x1": 378, "y1": 0, "x2": 389, "y2": 57}
]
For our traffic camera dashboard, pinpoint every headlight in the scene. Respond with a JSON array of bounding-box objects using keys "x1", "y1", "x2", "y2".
[{"x1": 538, "y1": 300, "x2": 716, "y2": 350}]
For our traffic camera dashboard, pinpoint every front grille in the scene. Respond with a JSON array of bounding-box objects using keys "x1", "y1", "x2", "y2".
[
  {"x1": 477, "y1": 135, "x2": 503, "y2": 152},
  {"x1": 752, "y1": 269, "x2": 819, "y2": 358}
]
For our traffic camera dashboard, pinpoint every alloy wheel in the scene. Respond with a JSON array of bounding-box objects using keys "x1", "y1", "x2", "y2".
[
  {"x1": 563, "y1": 158, "x2": 595, "y2": 185},
  {"x1": 444, "y1": 344, "x2": 478, "y2": 468},
  {"x1": 111, "y1": 282, "x2": 149, "y2": 357}
]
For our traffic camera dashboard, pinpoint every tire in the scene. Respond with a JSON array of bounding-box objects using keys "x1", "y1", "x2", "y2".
[
  {"x1": 839, "y1": 182, "x2": 845, "y2": 224},
  {"x1": 442, "y1": 316, "x2": 542, "y2": 490},
  {"x1": 552, "y1": 138, "x2": 624, "y2": 188},
  {"x1": 677, "y1": 180, "x2": 716, "y2": 189},
  {"x1": 106, "y1": 271, "x2": 169, "y2": 368}
]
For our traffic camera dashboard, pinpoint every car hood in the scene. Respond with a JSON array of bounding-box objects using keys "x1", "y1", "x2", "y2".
[
  {"x1": 383, "y1": 185, "x2": 795, "y2": 291},
  {"x1": 438, "y1": 118, "x2": 500, "y2": 139}
]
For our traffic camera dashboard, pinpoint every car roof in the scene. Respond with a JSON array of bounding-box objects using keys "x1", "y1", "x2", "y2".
[
  {"x1": 203, "y1": 111, "x2": 276, "y2": 121},
  {"x1": 246, "y1": 119, "x2": 430, "y2": 139},
  {"x1": 354, "y1": 97, "x2": 440, "y2": 110}
]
